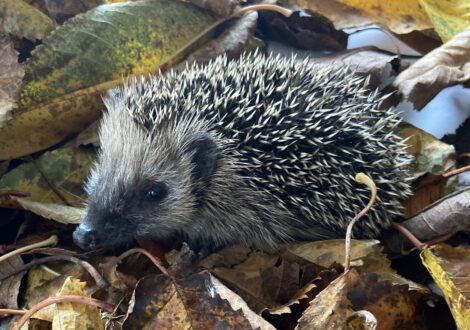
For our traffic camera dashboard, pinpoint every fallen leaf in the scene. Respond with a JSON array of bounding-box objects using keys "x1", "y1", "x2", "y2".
[
  {"x1": 295, "y1": 0, "x2": 433, "y2": 34},
  {"x1": 0, "y1": 0, "x2": 55, "y2": 40},
  {"x1": 284, "y1": 240, "x2": 427, "y2": 291},
  {"x1": 421, "y1": 244, "x2": 470, "y2": 330},
  {"x1": 0, "y1": 34, "x2": 25, "y2": 126},
  {"x1": 393, "y1": 27, "x2": 470, "y2": 110},
  {"x1": 18, "y1": 0, "x2": 215, "y2": 109},
  {"x1": 402, "y1": 188, "x2": 470, "y2": 240},
  {"x1": 0, "y1": 0, "x2": 216, "y2": 160},
  {"x1": 399, "y1": 124, "x2": 456, "y2": 216},
  {"x1": 0, "y1": 255, "x2": 25, "y2": 309},
  {"x1": 51, "y1": 277, "x2": 104, "y2": 330},
  {"x1": 123, "y1": 247, "x2": 275, "y2": 329},
  {"x1": 297, "y1": 269, "x2": 425, "y2": 330},
  {"x1": 13, "y1": 197, "x2": 84, "y2": 224},
  {"x1": 419, "y1": 0, "x2": 470, "y2": 42},
  {"x1": 0, "y1": 147, "x2": 94, "y2": 208}
]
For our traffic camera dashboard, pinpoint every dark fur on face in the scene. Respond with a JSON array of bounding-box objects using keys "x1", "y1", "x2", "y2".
[{"x1": 73, "y1": 53, "x2": 412, "y2": 252}]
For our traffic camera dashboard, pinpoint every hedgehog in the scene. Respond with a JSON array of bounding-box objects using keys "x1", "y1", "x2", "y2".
[{"x1": 72, "y1": 52, "x2": 413, "y2": 252}]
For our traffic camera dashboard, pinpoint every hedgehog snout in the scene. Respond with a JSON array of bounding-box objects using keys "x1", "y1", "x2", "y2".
[{"x1": 73, "y1": 221, "x2": 100, "y2": 251}]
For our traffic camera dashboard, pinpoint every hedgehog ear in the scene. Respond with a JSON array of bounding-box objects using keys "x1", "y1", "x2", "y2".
[{"x1": 188, "y1": 134, "x2": 218, "y2": 184}]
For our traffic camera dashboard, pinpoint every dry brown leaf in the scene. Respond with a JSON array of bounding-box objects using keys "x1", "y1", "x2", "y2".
[
  {"x1": 394, "y1": 26, "x2": 470, "y2": 110},
  {"x1": 402, "y1": 188, "x2": 470, "y2": 240},
  {"x1": 0, "y1": 255, "x2": 25, "y2": 310},
  {"x1": 0, "y1": 34, "x2": 25, "y2": 126},
  {"x1": 297, "y1": 269, "x2": 425, "y2": 330},
  {"x1": 295, "y1": 0, "x2": 433, "y2": 34}
]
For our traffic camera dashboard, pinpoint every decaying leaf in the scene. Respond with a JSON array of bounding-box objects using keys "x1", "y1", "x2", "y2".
[
  {"x1": 0, "y1": 34, "x2": 25, "y2": 127},
  {"x1": 394, "y1": 27, "x2": 470, "y2": 110},
  {"x1": 124, "y1": 247, "x2": 274, "y2": 329},
  {"x1": 297, "y1": 269, "x2": 425, "y2": 330},
  {"x1": 421, "y1": 244, "x2": 470, "y2": 330},
  {"x1": 0, "y1": 0, "x2": 55, "y2": 40},
  {"x1": 19, "y1": 0, "x2": 215, "y2": 109},
  {"x1": 202, "y1": 245, "x2": 328, "y2": 314},
  {"x1": 0, "y1": 0, "x2": 216, "y2": 160},
  {"x1": 0, "y1": 147, "x2": 94, "y2": 207},
  {"x1": 295, "y1": 0, "x2": 433, "y2": 34},
  {"x1": 0, "y1": 255, "x2": 25, "y2": 310},
  {"x1": 399, "y1": 124, "x2": 456, "y2": 217},
  {"x1": 419, "y1": 0, "x2": 470, "y2": 42},
  {"x1": 400, "y1": 124, "x2": 456, "y2": 177},
  {"x1": 284, "y1": 240, "x2": 427, "y2": 291},
  {"x1": 402, "y1": 188, "x2": 470, "y2": 240},
  {"x1": 13, "y1": 197, "x2": 84, "y2": 224}
]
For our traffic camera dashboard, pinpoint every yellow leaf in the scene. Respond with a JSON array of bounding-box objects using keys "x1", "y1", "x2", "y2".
[
  {"x1": 297, "y1": 0, "x2": 433, "y2": 34},
  {"x1": 421, "y1": 244, "x2": 470, "y2": 329},
  {"x1": 419, "y1": 0, "x2": 470, "y2": 41}
]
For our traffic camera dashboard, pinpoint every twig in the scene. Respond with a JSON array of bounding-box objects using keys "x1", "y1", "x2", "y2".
[
  {"x1": 236, "y1": 4, "x2": 293, "y2": 17},
  {"x1": 344, "y1": 173, "x2": 377, "y2": 272},
  {"x1": 11, "y1": 295, "x2": 115, "y2": 330},
  {"x1": 0, "y1": 255, "x2": 108, "y2": 288},
  {"x1": 391, "y1": 222, "x2": 458, "y2": 250},
  {"x1": 0, "y1": 309, "x2": 26, "y2": 316},
  {"x1": 443, "y1": 164, "x2": 470, "y2": 178},
  {"x1": 0, "y1": 235, "x2": 58, "y2": 263},
  {"x1": 112, "y1": 248, "x2": 169, "y2": 276}
]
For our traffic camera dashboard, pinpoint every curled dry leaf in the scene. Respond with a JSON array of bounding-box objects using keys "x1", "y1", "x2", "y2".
[
  {"x1": 393, "y1": 27, "x2": 470, "y2": 110},
  {"x1": 402, "y1": 188, "x2": 470, "y2": 240},
  {"x1": 0, "y1": 0, "x2": 55, "y2": 40},
  {"x1": 309, "y1": 46, "x2": 400, "y2": 90},
  {"x1": 296, "y1": 0, "x2": 433, "y2": 34},
  {"x1": 421, "y1": 244, "x2": 470, "y2": 330},
  {"x1": 0, "y1": 34, "x2": 25, "y2": 127}
]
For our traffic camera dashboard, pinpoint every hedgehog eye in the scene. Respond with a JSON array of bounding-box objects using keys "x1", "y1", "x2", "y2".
[{"x1": 144, "y1": 182, "x2": 168, "y2": 202}]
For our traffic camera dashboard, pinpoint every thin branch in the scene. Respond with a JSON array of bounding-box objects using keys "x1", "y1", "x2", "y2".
[
  {"x1": 344, "y1": 173, "x2": 377, "y2": 272},
  {"x1": 113, "y1": 248, "x2": 169, "y2": 276},
  {"x1": 0, "y1": 309, "x2": 26, "y2": 316},
  {"x1": 0, "y1": 255, "x2": 108, "y2": 288},
  {"x1": 11, "y1": 295, "x2": 115, "y2": 330},
  {"x1": 443, "y1": 164, "x2": 470, "y2": 178},
  {"x1": 236, "y1": 4, "x2": 293, "y2": 17},
  {"x1": 0, "y1": 235, "x2": 58, "y2": 263}
]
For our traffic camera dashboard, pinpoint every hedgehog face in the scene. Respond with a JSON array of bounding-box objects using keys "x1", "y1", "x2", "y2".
[{"x1": 73, "y1": 106, "x2": 219, "y2": 251}]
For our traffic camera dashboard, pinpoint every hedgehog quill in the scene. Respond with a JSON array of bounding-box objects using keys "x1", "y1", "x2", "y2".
[{"x1": 73, "y1": 53, "x2": 413, "y2": 252}]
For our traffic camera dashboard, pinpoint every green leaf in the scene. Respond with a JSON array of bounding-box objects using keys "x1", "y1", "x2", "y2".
[{"x1": 19, "y1": 0, "x2": 216, "y2": 109}]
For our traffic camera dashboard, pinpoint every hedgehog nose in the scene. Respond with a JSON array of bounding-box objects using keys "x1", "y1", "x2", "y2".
[{"x1": 73, "y1": 225, "x2": 98, "y2": 251}]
